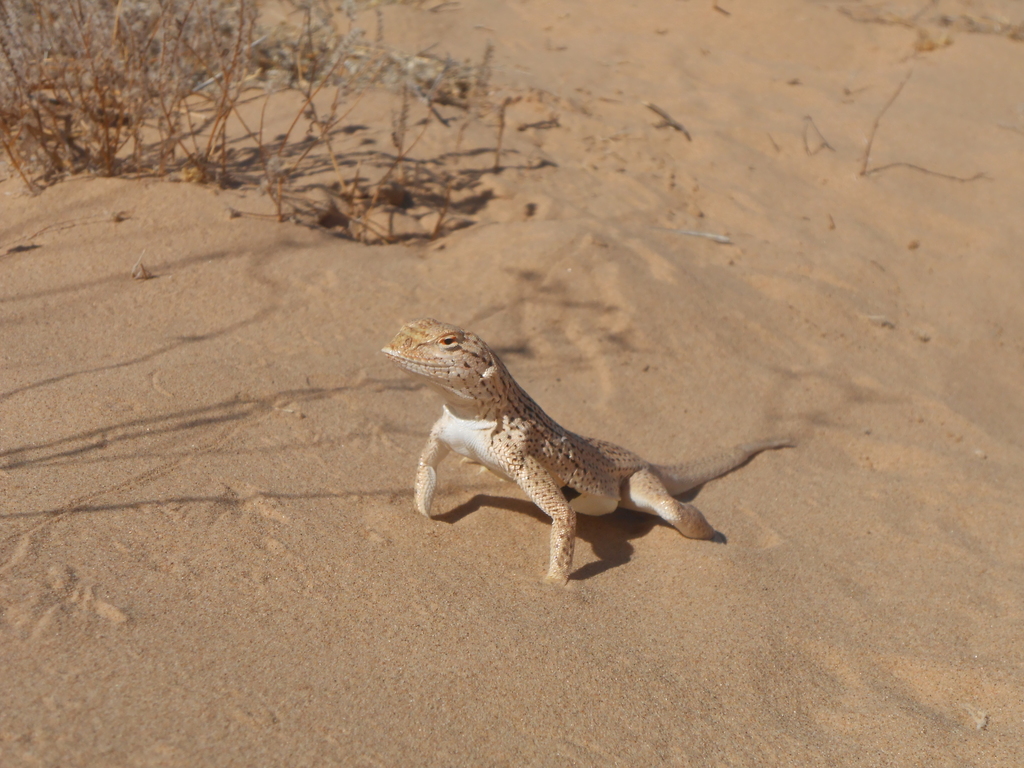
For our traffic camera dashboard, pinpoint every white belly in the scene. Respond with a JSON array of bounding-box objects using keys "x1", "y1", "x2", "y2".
[
  {"x1": 436, "y1": 407, "x2": 510, "y2": 480},
  {"x1": 436, "y1": 407, "x2": 621, "y2": 516},
  {"x1": 569, "y1": 493, "x2": 620, "y2": 516}
]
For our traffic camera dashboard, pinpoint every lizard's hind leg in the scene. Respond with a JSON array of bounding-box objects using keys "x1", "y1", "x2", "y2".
[{"x1": 622, "y1": 469, "x2": 716, "y2": 540}]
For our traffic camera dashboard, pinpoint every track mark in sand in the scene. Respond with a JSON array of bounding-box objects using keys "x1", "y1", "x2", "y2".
[
  {"x1": 246, "y1": 495, "x2": 292, "y2": 525},
  {"x1": 28, "y1": 602, "x2": 62, "y2": 640},
  {"x1": 1, "y1": 565, "x2": 129, "y2": 640},
  {"x1": 0, "y1": 532, "x2": 32, "y2": 577},
  {"x1": 620, "y1": 237, "x2": 677, "y2": 284},
  {"x1": 69, "y1": 582, "x2": 129, "y2": 625},
  {"x1": 151, "y1": 370, "x2": 174, "y2": 398},
  {"x1": 220, "y1": 689, "x2": 280, "y2": 731},
  {"x1": 261, "y1": 536, "x2": 313, "y2": 594},
  {"x1": 364, "y1": 528, "x2": 392, "y2": 546},
  {"x1": 0, "y1": 411, "x2": 262, "y2": 583},
  {"x1": 213, "y1": 483, "x2": 315, "y2": 593},
  {"x1": 558, "y1": 246, "x2": 638, "y2": 407},
  {"x1": 733, "y1": 505, "x2": 786, "y2": 549},
  {"x1": 559, "y1": 737, "x2": 619, "y2": 767},
  {"x1": 236, "y1": 483, "x2": 294, "y2": 526},
  {"x1": 562, "y1": 314, "x2": 616, "y2": 404},
  {"x1": 137, "y1": 742, "x2": 186, "y2": 766},
  {"x1": 367, "y1": 421, "x2": 403, "y2": 453},
  {"x1": 962, "y1": 703, "x2": 989, "y2": 731}
]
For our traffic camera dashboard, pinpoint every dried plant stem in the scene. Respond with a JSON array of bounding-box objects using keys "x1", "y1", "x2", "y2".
[
  {"x1": 431, "y1": 177, "x2": 453, "y2": 240},
  {"x1": 1, "y1": 0, "x2": 502, "y2": 244},
  {"x1": 0, "y1": 131, "x2": 36, "y2": 192},
  {"x1": 229, "y1": 98, "x2": 284, "y2": 218},
  {"x1": 653, "y1": 227, "x2": 732, "y2": 244},
  {"x1": 321, "y1": 86, "x2": 372, "y2": 191},
  {"x1": 864, "y1": 163, "x2": 986, "y2": 182},
  {"x1": 859, "y1": 70, "x2": 985, "y2": 181},
  {"x1": 362, "y1": 98, "x2": 440, "y2": 235},
  {"x1": 206, "y1": 0, "x2": 250, "y2": 167},
  {"x1": 860, "y1": 71, "x2": 912, "y2": 176},
  {"x1": 346, "y1": 160, "x2": 363, "y2": 205},
  {"x1": 802, "y1": 115, "x2": 835, "y2": 155},
  {"x1": 494, "y1": 96, "x2": 514, "y2": 171},
  {"x1": 3, "y1": 214, "x2": 114, "y2": 251},
  {"x1": 642, "y1": 101, "x2": 692, "y2": 140}
]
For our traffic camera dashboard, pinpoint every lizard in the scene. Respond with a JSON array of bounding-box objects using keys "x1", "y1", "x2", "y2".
[{"x1": 382, "y1": 318, "x2": 792, "y2": 585}]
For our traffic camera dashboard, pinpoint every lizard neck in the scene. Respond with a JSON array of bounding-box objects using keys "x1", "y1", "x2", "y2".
[
  {"x1": 441, "y1": 393, "x2": 496, "y2": 421},
  {"x1": 416, "y1": 358, "x2": 508, "y2": 421},
  {"x1": 415, "y1": 354, "x2": 560, "y2": 434}
]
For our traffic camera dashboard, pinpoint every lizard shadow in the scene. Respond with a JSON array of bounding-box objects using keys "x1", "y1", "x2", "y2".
[{"x1": 436, "y1": 494, "x2": 723, "y2": 580}]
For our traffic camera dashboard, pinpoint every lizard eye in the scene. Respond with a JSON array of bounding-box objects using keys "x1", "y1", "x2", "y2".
[{"x1": 439, "y1": 335, "x2": 458, "y2": 346}]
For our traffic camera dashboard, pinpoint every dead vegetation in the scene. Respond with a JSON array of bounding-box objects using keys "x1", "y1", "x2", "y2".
[
  {"x1": 838, "y1": 1, "x2": 1024, "y2": 51},
  {"x1": 0, "y1": 0, "x2": 507, "y2": 243},
  {"x1": 0, "y1": 0, "x2": 259, "y2": 187}
]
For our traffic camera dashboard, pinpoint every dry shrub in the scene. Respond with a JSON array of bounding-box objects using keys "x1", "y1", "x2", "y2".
[
  {"x1": 0, "y1": 0, "x2": 257, "y2": 188},
  {"x1": 230, "y1": 2, "x2": 496, "y2": 241},
  {"x1": 0, "y1": 0, "x2": 498, "y2": 242}
]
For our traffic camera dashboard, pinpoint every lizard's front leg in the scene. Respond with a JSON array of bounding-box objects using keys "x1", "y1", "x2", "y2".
[
  {"x1": 415, "y1": 421, "x2": 450, "y2": 517},
  {"x1": 515, "y1": 455, "x2": 577, "y2": 585}
]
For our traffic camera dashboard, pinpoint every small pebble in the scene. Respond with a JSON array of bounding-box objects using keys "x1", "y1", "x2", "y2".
[{"x1": 866, "y1": 315, "x2": 895, "y2": 329}]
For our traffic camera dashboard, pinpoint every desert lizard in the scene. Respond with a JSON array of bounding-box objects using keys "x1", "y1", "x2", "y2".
[{"x1": 382, "y1": 318, "x2": 792, "y2": 584}]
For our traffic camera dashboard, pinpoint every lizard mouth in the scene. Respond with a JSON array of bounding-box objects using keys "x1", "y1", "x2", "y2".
[{"x1": 380, "y1": 348, "x2": 450, "y2": 370}]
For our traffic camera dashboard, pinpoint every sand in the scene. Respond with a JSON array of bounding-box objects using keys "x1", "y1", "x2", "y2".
[{"x1": 2, "y1": 0, "x2": 1023, "y2": 765}]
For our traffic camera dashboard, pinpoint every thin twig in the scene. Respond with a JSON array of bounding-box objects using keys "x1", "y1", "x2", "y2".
[
  {"x1": 652, "y1": 227, "x2": 732, "y2": 244},
  {"x1": 864, "y1": 163, "x2": 986, "y2": 182},
  {"x1": 192, "y1": 35, "x2": 268, "y2": 92},
  {"x1": 802, "y1": 116, "x2": 835, "y2": 155},
  {"x1": 431, "y1": 177, "x2": 453, "y2": 240},
  {"x1": 642, "y1": 102, "x2": 692, "y2": 141},
  {"x1": 910, "y1": 0, "x2": 938, "y2": 24},
  {"x1": 131, "y1": 251, "x2": 152, "y2": 280},
  {"x1": 363, "y1": 93, "x2": 440, "y2": 228},
  {"x1": 111, "y1": 0, "x2": 126, "y2": 45},
  {"x1": 319, "y1": 87, "x2": 372, "y2": 192},
  {"x1": 346, "y1": 160, "x2": 363, "y2": 204},
  {"x1": 410, "y1": 59, "x2": 454, "y2": 126},
  {"x1": 0, "y1": 131, "x2": 37, "y2": 192},
  {"x1": 224, "y1": 209, "x2": 281, "y2": 221},
  {"x1": 494, "y1": 97, "x2": 513, "y2": 171},
  {"x1": 193, "y1": 0, "x2": 252, "y2": 167},
  {"x1": 346, "y1": 212, "x2": 391, "y2": 241},
  {"x1": 860, "y1": 71, "x2": 912, "y2": 175},
  {"x1": 3, "y1": 215, "x2": 112, "y2": 250},
  {"x1": 859, "y1": 70, "x2": 986, "y2": 181}
]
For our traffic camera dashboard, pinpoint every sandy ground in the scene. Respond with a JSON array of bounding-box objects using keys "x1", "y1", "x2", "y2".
[{"x1": 3, "y1": 1, "x2": 1024, "y2": 765}]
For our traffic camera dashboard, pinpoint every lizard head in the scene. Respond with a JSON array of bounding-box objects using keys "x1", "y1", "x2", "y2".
[{"x1": 382, "y1": 318, "x2": 504, "y2": 408}]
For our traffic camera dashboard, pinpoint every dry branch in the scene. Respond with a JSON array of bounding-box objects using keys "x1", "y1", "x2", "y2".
[
  {"x1": 859, "y1": 70, "x2": 985, "y2": 182},
  {"x1": 864, "y1": 163, "x2": 986, "y2": 182},
  {"x1": 642, "y1": 102, "x2": 692, "y2": 141},
  {"x1": 802, "y1": 116, "x2": 835, "y2": 155},
  {"x1": 860, "y1": 71, "x2": 913, "y2": 176}
]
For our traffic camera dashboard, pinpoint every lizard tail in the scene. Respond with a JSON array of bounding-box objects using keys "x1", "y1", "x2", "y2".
[{"x1": 654, "y1": 438, "x2": 794, "y2": 496}]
